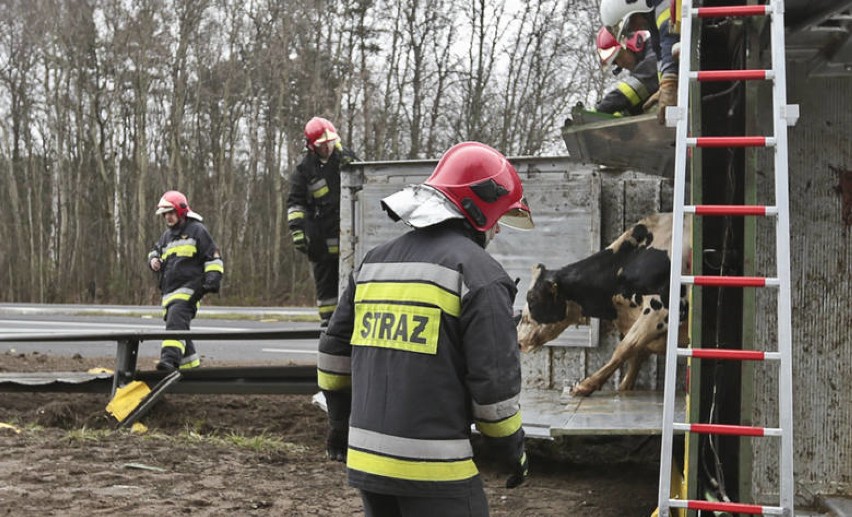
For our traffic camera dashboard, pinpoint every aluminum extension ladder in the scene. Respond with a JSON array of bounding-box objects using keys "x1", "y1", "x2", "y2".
[{"x1": 658, "y1": 1, "x2": 797, "y2": 516}]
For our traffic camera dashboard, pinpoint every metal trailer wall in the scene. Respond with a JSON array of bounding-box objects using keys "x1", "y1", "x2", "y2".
[
  {"x1": 750, "y1": 64, "x2": 852, "y2": 503},
  {"x1": 340, "y1": 157, "x2": 672, "y2": 394}
]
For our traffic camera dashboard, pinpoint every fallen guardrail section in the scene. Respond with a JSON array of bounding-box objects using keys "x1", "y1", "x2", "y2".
[{"x1": 0, "y1": 329, "x2": 321, "y2": 397}]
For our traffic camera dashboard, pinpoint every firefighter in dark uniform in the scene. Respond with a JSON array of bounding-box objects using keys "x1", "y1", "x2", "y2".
[
  {"x1": 601, "y1": 0, "x2": 681, "y2": 124},
  {"x1": 287, "y1": 117, "x2": 357, "y2": 327},
  {"x1": 594, "y1": 27, "x2": 659, "y2": 117},
  {"x1": 148, "y1": 191, "x2": 223, "y2": 371},
  {"x1": 318, "y1": 142, "x2": 533, "y2": 516}
]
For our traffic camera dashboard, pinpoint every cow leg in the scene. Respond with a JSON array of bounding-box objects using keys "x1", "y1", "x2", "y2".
[
  {"x1": 619, "y1": 349, "x2": 650, "y2": 391},
  {"x1": 571, "y1": 343, "x2": 634, "y2": 396}
]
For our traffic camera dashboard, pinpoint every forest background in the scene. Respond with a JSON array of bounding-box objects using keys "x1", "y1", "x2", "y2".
[{"x1": 0, "y1": 0, "x2": 612, "y2": 306}]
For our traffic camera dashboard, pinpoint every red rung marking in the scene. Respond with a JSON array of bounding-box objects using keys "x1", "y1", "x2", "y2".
[
  {"x1": 694, "y1": 136, "x2": 767, "y2": 148},
  {"x1": 689, "y1": 423, "x2": 767, "y2": 436},
  {"x1": 694, "y1": 205, "x2": 767, "y2": 216},
  {"x1": 696, "y1": 5, "x2": 769, "y2": 18},
  {"x1": 691, "y1": 349, "x2": 766, "y2": 361},
  {"x1": 693, "y1": 276, "x2": 767, "y2": 287},
  {"x1": 697, "y1": 70, "x2": 768, "y2": 81},
  {"x1": 686, "y1": 500, "x2": 766, "y2": 514}
]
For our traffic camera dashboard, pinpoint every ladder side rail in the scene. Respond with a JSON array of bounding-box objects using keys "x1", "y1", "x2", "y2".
[
  {"x1": 768, "y1": 1, "x2": 795, "y2": 514},
  {"x1": 657, "y1": 0, "x2": 695, "y2": 515}
]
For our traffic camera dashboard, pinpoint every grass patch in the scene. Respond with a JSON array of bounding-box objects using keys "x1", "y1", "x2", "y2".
[{"x1": 64, "y1": 426, "x2": 113, "y2": 442}]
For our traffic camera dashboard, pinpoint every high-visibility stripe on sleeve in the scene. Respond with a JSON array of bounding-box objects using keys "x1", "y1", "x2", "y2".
[
  {"x1": 317, "y1": 370, "x2": 351, "y2": 391},
  {"x1": 623, "y1": 75, "x2": 650, "y2": 103},
  {"x1": 616, "y1": 81, "x2": 642, "y2": 107},
  {"x1": 317, "y1": 352, "x2": 351, "y2": 374},
  {"x1": 347, "y1": 449, "x2": 478, "y2": 482},
  {"x1": 287, "y1": 206, "x2": 306, "y2": 222},
  {"x1": 475, "y1": 411, "x2": 523, "y2": 438},
  {"x1": 472, "y1": 394, "x2": 520, "y2": 421},
  {"x1": 656, "y1": 5, "x2": 671, "y2": 29},
  {"x1": 355, "y1": 282, "x2": 461, "y2": 318},
  {"x1": 204, "y1": 259, "x2": 224, "y2": 273}
]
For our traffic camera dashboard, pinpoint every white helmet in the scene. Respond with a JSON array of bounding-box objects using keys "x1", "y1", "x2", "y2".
[{"x1": 600, "y1": 0, "x2": 655, "y2": 41}]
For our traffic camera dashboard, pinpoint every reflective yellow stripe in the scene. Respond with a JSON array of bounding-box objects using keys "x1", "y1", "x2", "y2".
[
  {"x1": 204, "y1": 263, "x2": 224, "y2": 273},
  {"x1": 475, "y1": 412, "x2": 523, "y2": 438},
  {"x1": 317, "y1": 370, "x2": 352, "y2": 391},
  {"x1": 180, "y1": 359, "x2": 200, "y2": 369},
  {"x1": 162, "y1": 244, "x2": 197, "y2": 258},
  {"x1": 616, "y1": 81, "x2": 642, "y2": 106},
  {"x1": 312, "y1": 186, "x2": 329, "y2": 198},
  {"x1": 161, "y1": 339, "x2": 185, "y2": 352},
  {"x1": 347, "y1": 449, "x2": 478, "y2": 482},
  {"x1": 328, "y1": 246, "x2": 339, "y2": 254},
  {"x1": 355, "y1": 282, "x2": 461, "y2": 317},
  {"x1": 352, "y1": 303, "x2": 440, "y2": 354},
  {"x1": 162, "y1": 292, "x2": 192, "y2": 307},
  {"x1": 288, "y1": 211, "x2": 305, "y2": 221},
  {"x1": 656, "y1": 7, "x2": 671, "y2": 29}
]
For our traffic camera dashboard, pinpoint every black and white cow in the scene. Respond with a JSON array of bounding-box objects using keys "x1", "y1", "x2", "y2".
[{"x1": 517, "y1": 213, "x2": 691, "y2": 396}]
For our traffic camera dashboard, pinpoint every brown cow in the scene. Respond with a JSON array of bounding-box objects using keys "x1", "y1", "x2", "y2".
[{"x1": 517, "y1": 213, "x2": 691, "y2": 396}]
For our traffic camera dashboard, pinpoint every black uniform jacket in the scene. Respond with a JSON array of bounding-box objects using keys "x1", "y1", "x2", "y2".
[
  {"x1": 148, "y1": 218, "x2": 223, "y2": 307},
  {"x1": 318, "y1": 221, "x2": 525, "y2": 497},
  {"x1": 286, "y1": 146, "x2": 356, "y2": 261}
]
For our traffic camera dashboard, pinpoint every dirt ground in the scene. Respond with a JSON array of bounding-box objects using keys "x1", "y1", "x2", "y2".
[{"x1": 0, "y1": 351, "x2": 662, "y2": 516}]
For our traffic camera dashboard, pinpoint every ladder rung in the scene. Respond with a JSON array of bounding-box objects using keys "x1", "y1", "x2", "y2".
[
  {"x1": 682, "y1": 275, "x2": 779, "y2": 287},
  {"x1": 694, "y1": 5, "x2": 770, "y2": 18},
  {"x1": 685, "y1": 204, "x2": 777, "y2": 216},
  {"x1": 678, "y1": 349, "x2": 781, "y2": 361},
  {"x1": 673, "y1": 423, "x2": 783, "y2": 437},
  {"x1": 687, "y1": 136, "x2": 775, "y2": 148},
  {"x1": 691, "y1": 69, "x2": 773, "y2": 82},
  {"x1": 669, "y1": 499, "x2": 784, "y2": 515}
]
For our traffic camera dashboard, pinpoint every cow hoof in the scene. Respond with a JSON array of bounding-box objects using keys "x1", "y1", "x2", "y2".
[{"x1": 570, "y1": 383, "x2": 595, "y2": 397}]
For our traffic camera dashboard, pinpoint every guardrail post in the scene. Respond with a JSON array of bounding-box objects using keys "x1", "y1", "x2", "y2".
[{"x1": 112, "y1": 338, "x2": 139, "y2": 397}]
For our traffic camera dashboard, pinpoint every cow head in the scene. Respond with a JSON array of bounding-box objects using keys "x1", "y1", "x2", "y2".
[
  {"x1": 517, "y1": 264, "x2": 588, "y2": 352},
  {"x1": 525, "y1": 264, "x2": 567, "y2": 324}
]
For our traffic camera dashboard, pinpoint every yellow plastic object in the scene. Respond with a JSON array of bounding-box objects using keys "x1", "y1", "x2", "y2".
[
  {"x1": 0, "y1": 423, "x2": 21, "y2": 434},
  {"x1": 87, "y1": 367, "x2": 114, "y2": 374},
  {"x1": 650, "y1": 459, "x2": 686, "y2": 517},
  {"x1": 130, "y1": 422, "x2": 148, "y2": 434},
  {"x1": 106, "y1": 381, "x2": 151, "y2": 422}
]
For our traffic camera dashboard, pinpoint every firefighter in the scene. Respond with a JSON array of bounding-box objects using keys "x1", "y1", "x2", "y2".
[
  {"x1": 318, "y1": 142, "x2": 533, "y2": 516},
  {"x1": 600, "y1": 0, "x2": 681, "y2": 124},
  {"x1": 147, "y1": 191, "x2": 223, "y2": 371},
  {"x1": 594, "y1": 27, "x2": 659, "y2": 117},
  {"x1": 287, "y1": 117, "x2": 358, "y2": 327}
]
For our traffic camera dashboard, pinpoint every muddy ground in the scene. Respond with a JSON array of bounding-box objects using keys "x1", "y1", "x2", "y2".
[{"x1": 0, "y1": 351, "x2": 661, "y2": 516}]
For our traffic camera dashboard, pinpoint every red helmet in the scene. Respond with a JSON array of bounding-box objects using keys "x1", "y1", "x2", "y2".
[
  {"x1": 155, "y1": 190, "x2": 190, "y2": 219},
  {"x1": 425, "y1": 142, "x2": 533, "y2": 232},
  {"x1": 304, "y1": 116, "x2": 339, "y2": 151}
]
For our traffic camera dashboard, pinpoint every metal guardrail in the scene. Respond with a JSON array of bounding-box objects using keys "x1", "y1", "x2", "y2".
[{"x1": 0, "y1": 329, "x2": 322, "y2": 396}]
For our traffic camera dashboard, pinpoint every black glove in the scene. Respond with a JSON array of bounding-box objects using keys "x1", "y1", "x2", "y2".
[
  {"x1": 202, "y1": 273, "x2": 221, "y2": 294},
  {"x1": 505, "y1": 451, "x2": 529, "y2": 489},
  {"x1": 292, "y1": 230, "x2": 308, "y2": 254},
  {"x1": 326, "y1": 425, "x2": 348, "y2": 462}
]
